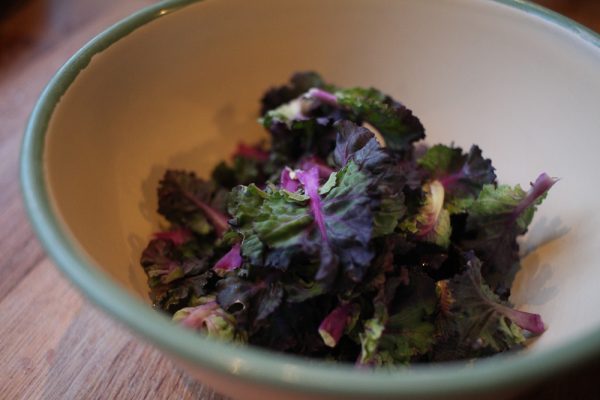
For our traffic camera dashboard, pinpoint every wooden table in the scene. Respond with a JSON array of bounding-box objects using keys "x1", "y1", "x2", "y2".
[{"x1": 1, "y1": 1, "x2": 599, "y2": 398}]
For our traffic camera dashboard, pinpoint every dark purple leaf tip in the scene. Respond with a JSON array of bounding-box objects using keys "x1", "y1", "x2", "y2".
[
  {"x1": 503, "y1": 307, "x2": 546, "y2": 335},
  {"x1": 233, "y1": 142, "x2": 269, "y2": 162},
  {"x1": 307, "y1": 88, "x2": 338, "y2": 106},
  {"x1": 514, "y1": 173, "x2": 558, "y2": 217},
  {"x1": 213, "y1": 243, "x2": 242, "y2": 275},
  {"x1": 280, "y1": 167, "x2": 300, "y2": 192},
  {"x1": 153, "y1": 228, "x2": 192, "y2": 246},
  {"x1": 318, "y1": 303, "x2": 353, "y2": 347}
]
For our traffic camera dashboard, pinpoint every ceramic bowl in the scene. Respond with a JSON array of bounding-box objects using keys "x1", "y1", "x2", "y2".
[{"x1": 21, "y1": 0, "x2": 600, "y2": 399}]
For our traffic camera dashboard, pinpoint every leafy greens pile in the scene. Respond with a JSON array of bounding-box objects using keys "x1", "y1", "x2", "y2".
[{"x1": 140, "y1": 72, "x2": 555, "y2": 366}]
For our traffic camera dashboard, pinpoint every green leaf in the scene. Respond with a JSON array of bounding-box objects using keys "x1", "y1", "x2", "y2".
[
  {"x1": 253, "y1": 190, "x2": 312, "y2": 247},
  {"x1": 228, "y1": 184, "x2": 268, "y2": 264},
  {"x1": 261, "y1": 98, "x2": 304, "y2": 128},
  {"x1": 418, "y1": 144, "x2": 464, "y2": 173},
  {"x1": 468, "y1": 184, "x2": 535, "y2": 234},
  {"x1": 373, "y1": 196, "x2": 406, "y2": 237},
  {"x1": 462, "y1": 177, "x2": 554, "y2": 297},
  {"x1": 335, "y1": 87, "x2": 425, "y2": 153},
  {"x1": 359, "y1": 271, "x2": 437, "y2": 366},
  {"x1": 436, "y1": 253, "x2": 527, "y2": 358},
  {"x1": 359, "y1": 315, "x2": 387, "y2": 364},
  {"x1": 417, "y1": 144, "x2": 496, "y2": 214}
]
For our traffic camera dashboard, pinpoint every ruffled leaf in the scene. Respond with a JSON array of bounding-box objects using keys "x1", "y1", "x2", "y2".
[
  {"x1": 158, "y1": 170, "x2": 229, "y2": 236},
  {"x1": 434, "y1": 253, "x2": 543, "y2": 359},
  {"x1": 418, "y1": 144, "x2": 496, "y2": 213},
  {"x1": 461, "y1": 174, "x2": 557, "y2": 296},
  {"x1": 334, "y1": 87, "x2": 425, "y2": 153}
]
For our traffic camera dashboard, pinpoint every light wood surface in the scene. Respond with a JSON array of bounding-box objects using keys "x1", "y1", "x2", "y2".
[{"x1": 1, "y1": 1, "x2": 598, "y2": 399}]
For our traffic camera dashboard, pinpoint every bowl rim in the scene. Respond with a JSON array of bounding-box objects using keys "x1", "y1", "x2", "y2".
[{"x1": 20, "y1": 0, "x2": 600, "y2": 397}]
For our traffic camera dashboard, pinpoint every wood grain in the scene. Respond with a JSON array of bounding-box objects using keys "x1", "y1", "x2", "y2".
[
  {"x1": 0, "y1": 0, "x2": 153, "y2": 301},
  {"x1": 0, "y1": 1, "x2": 599, "y2": 399},
  {"x1": 0, "y1": 260, "x2": 225, "y2": 400}
]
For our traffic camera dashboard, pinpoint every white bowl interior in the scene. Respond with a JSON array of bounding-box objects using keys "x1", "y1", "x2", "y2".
[{"x1": 45, "y1": 0, "x2": 600, "y2": 356}]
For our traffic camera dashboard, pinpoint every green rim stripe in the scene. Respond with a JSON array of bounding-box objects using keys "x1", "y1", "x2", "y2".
[
  {"x1": 493, "y1": 0, "x2": 600, "y2": 48},
  {"x1": 20, "y1": 0, "x2": 600, "y2": 397}
]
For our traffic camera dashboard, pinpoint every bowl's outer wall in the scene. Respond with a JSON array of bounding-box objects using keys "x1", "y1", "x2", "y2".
[
  {"x1": 176, "y1": 356, "x2": 522, "y2": 400},
  {"x1": 26, "y1": 0, "x2": 600, "y2": 398}
]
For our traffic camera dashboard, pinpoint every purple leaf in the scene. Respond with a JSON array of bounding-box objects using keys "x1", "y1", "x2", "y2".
[
  {"x1": 299, "y1": 156, "x2": 334, "y2": 180},
  {"x1": 158, "y1": 170, "x2": 230, "y2": 236},
  {"x1": 333, "y1": 121, "x2": 384, "y2": 169},
  {"x1": 513, "y1": 173, "x2": 558, "y2": 218},
  {"x1": 499, "y1": 306, "x2": 545, "y2": 334},
  {"x1": 153, "y1": 228, "x2": 192, "y2": 246},
  {"x1": 213, "y1": 243, "x2": 242, "y2": 275},
  {"x1": 318, "y1": 303, "x2": 354, "y2": 347},
  {"x1": 307, "y1": 87, "x2": 339, "y2": 106},
  {"x1": 280, "y1": 167, "x2": 300, "y2": 192},
  {"x1": 189, "y1": 198, "x2": 229, "y2": 237},
  {"x1": 296, "y1": 167, "x2": 328, "y2": 241},
  {"x1": 232, "y1": 142, "x2": 270, "y2": 162}
]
